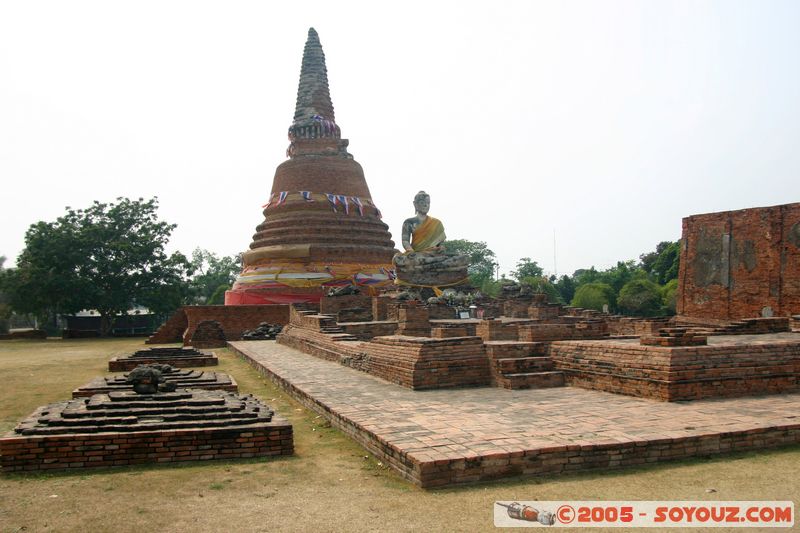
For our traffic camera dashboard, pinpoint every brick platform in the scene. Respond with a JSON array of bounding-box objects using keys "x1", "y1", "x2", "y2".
[
  {"x1": 1, "y1": 390, "x2": 292, "y2": 472},
  {"x1": 72, "y1": 369, "x2": 238, "y2": 398},
  {"x1": 549, "y1": 333, "x2": 800, "y2": 401},
  {"x1": 229, "y1": 341, "x2": 800, "y2": 488},
  {"x1": 108, "y1": 347, "x2": 219, "y2": 371},
  {"x1": 277, "y1": 326, "x2": 491, "y2": 390}
]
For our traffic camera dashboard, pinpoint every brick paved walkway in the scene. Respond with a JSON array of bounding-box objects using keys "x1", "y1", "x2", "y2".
[{"x1": 229, "y1": 341, "x2": 800, "y2": 488}]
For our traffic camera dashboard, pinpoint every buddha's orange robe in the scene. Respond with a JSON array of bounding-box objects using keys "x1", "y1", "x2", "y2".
[{"x1": 411, "y1": 216, "x2": 445, "y2": 251}]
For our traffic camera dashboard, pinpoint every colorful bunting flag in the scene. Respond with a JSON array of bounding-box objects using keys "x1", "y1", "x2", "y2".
[
  {"x1": 301, "y1": 191, "x2": 314, "y2": 202},
  {"x1": 325, "y1": 193, "x2": 338, "y2": 212},
  {"x1": 277, "y1": 191, "x2": 288, "y2": 205},
  {"x1": 337, "y1": 195, "x2": 349, "y2": 214},
  {"x1": 351, "y1": 197, "x2": 364, "y2": 216},
  {"x1": 262, "y1": 193, "x2": 275, "y2": 208}
]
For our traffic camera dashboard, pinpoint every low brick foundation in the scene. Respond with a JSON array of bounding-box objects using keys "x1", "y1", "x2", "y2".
[
  {"x1": 549, "y1": 338, "x2": 800, "y2": 401},
  {"x1": 108, "y1": 348, "x2": 219, "y2": 371},
  {"x1": 0, "y1": 424, "x2": 292, "y2": 472},
  {"x1": 339, "y1": 321, "x2": 397, "y2": 340},
  {"x1": 72, "y1": 370, "x2": 238, "y2": 398},
  {"x1": 364, "y1": 336, "x2": 490, "y2": 390},
  {"x1": 1, "y1": 389, "x2": 293, "y2": 472},
  {"x1": 230, "y1": 341, "x2": 800, "y2": 489},
  {"x1": 277, "y1": 326, "x2": 491, "y2": 390},
  {"x1": 518, "y1": 321, "x2": 609, "y2": 342}
]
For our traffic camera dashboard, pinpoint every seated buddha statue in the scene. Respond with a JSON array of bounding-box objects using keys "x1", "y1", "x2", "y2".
[{"x1": 392, "y1": 191, "x2": 469, "y2": 287}]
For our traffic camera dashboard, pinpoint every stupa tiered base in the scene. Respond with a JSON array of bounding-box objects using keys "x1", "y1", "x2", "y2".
[
  {"x1": 108, "y1": 347, "x2": 218, "y2": 371},
  {"x1": 72, "y1": 369, "x2": 238, "y2": 398},
  {"x1": 0, "y1": 390, "x2": 292, "y2": 472}
]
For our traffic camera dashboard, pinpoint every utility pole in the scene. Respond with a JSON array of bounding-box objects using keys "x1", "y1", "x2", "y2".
[{"x1": 553, "y1": 229, "x2": 558, "y2": 278}]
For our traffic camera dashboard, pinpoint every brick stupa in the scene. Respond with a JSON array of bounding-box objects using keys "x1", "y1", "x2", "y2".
[{"x1": 226, "y1": 28, "x2": 396, "y2": 305}]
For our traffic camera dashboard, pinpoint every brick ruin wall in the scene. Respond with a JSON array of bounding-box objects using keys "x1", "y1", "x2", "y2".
[
  {"x1": 548, "y1": 340, "x2": 800, "y2": 401},
  {"x1": 677, "y1": 202, "x2": 800, "y2": 322},
  {"x1": 147, "y1": 305, "x2": 290, "y2": 345}
]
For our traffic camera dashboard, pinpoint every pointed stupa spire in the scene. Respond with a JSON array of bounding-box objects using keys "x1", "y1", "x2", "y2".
[
  {"x1": 293, "y1": 28, "x2": 335, "y2": 123},
  {"x1": 287, "y1": 28, "x2": 341, "y2": 144}
]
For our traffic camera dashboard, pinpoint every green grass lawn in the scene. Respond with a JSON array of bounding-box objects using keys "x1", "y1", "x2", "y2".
[{"x1": 1, "y1": 338, "x2": 798, "y2": 532}]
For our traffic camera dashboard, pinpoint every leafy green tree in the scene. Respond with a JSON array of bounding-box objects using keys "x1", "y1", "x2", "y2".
[
  {"x1": 661, "y1": 278, "x2": 679, "y2": 314},
  {"x1": 617, "y1": 278, "x2": 663, "y2": 316},
  {"x1": 0, "y1": 257, "x2": 10, "y2": 333},
  {"x1": 440, "y1": 239, "x2": 498, "y2": 286},
  {"x1": 189, "y1": 248, "x2": 240, "y2": 304},
  {"x1": 554, "y1": 274, "x2": 576, "y2": 304},
  {"x1": 521, "y1": 276, "x2": 563, "y2": 304},
  {"x1": 207, "y1": 283, "x2": 231, "y2": 305},
  {"x1": 511, "y1": 257, "x2": 543, "y2": 281},
  {"x1": 571, "y1": 282, "x2": 615, "y2": 311},
  {"x1": 6, "y1": 197, "x2": 191, "y2": 336},
  {"x1": 640, "y1": 240, "x2": 680, "y2": 285}
]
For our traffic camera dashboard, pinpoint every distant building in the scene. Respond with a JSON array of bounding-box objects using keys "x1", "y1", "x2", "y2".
[{"x1": 62, "y1": 307, "x2": 157, "y2": 337}]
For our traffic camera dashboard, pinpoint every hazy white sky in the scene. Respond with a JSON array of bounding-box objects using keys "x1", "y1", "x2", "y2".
[{"x1": 1, "y1": 0, "x2": 798, "y2": 277}]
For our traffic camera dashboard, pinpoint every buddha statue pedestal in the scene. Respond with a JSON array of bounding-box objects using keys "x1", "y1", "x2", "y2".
[{"x1": 393, "y1": 251, "x2": 469, "y2": 287}]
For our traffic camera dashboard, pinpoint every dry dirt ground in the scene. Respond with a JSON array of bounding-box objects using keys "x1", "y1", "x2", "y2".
[{"x1": 0, "y1": 338, "x2": 798, "y2": 532}]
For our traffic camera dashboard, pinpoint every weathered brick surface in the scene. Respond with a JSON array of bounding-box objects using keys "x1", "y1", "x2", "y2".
[
  {"x1": 518, "y1": 321, "x2": 609, "y2": 342},
  {"x1": 476, "y1": 319, "x2": 519, "y2": 341},
  {"x1": 183, "y1": 305, "x2": 289, "y2": 344},
  {"x1": 528, "y1": 305, "x2": 562, "y2": 320},
  {"x1": 277, "y1": 326, "x2": 490, "y2": 390},
  {"x1": 678, "y1": 202, "x2": 800, "y2": 321},
  {"x1": 108, "y1": 348, "x2": 219, "y2": 371},
  {"x1": 320, "y1": 295, "x2": 373, "y2": 316},
  {"x1": 549, "y1": 337, "x2": 800, "y2": 401},
  {"x1": 431, "y1": 326, "x2": 472, "y2": 338},
  {"x1": 339, "y1": 321, "x2": 397, "y2": 340},
  {"x1": 146, "y1": 310, "x2": 189, "y2": 344},
  {"x1": 73, "y1": 371, "x2": 238, "y2": 398},
  {"x1": 396, "y1": 305, "x2": 431, "y2": 337},
  {"x1": 147, "y1": 305, "x2": 289, "y2": 345},
  {"x1": 0, "y1": 423, "x2": 293, "y2": 472},
  {"x1": 190, "y1": 320, "x2": 227, "y2": 349},
  {"x1": 230, "y1": 341, "x2": 800, "y2": 489},
  {"x1": 504, "y1": 300, "x2": 533, "y2": 318}
]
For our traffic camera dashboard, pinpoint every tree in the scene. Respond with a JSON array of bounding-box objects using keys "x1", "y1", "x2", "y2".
[
  {"x1": 207, "y1": 283, "x2": 231, "y2": 305},
  {"x1": 440, "y1": 239, "x2": 498, "y2": 286},
  {"x1": 511, "y1": 257, "x2": 543, "y2": 281},
  {"x1": 521, "y1": 275, "x2": 563, "y2": 304},
  {"x1": 571, "y1": 282, "x2": 615, "y2": 311},
  {"x1": 661, "y1": 278, "x2": 679, "y2": 314},
  {"x1": 188, "y1": 248, "x2": 240, "y2": 304},
  {"x1": 554, "y1": 274, "x2": 576, "y2": 304},
  {"x1": 640, "y1": 240, "x2": 681, "y2": 285},
  {"x1": 617, "y1": 278, "x2": 663, "y2": 316},
  {"x1": 6, "y1": 197, "x2": 191, "y2": 336},
  {"x1": 0, "y1": 256, "x2": 10, "y2": 333}
]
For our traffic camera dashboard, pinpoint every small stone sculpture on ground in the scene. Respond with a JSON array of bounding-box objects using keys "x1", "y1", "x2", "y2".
[
  {"x1": 327, "y1": 285, "x2": 360, "y2": 296},
  {"x1": 241, "y1": 322, "x2": 283, "y2": 340},
  {"x1": 126, "y1": 364, "x2": 177, "y2": 394}
]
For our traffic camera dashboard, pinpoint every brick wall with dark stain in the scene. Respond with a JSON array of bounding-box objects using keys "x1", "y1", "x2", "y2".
[
  {"x1": 147, "y1": 305, "x2": 290, "y2": 345},
  {"x1": 678, "y1": 202, "x2": 800, "y2": 321}
]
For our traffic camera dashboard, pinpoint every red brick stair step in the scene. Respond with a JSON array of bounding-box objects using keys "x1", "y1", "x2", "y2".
[
  {"x1": 495, "y1": 356, "x2": 554, "y2": 373},
  {"x1": 497, "y1": 371, "x2": 565, "y2": 390}
]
